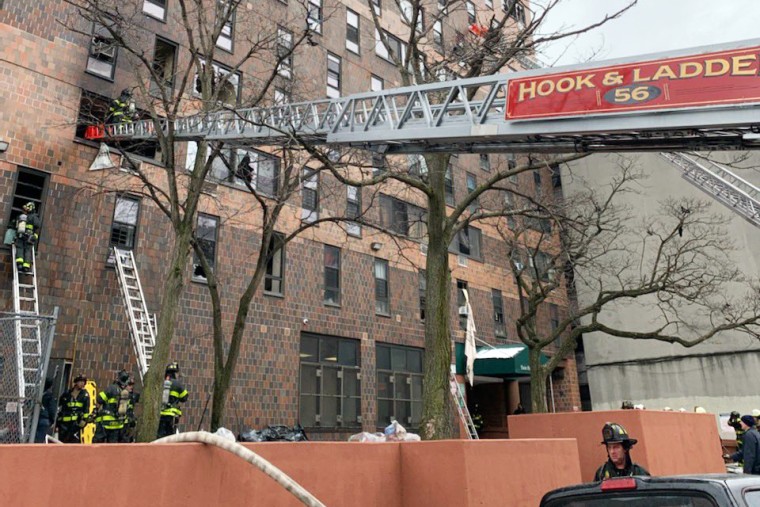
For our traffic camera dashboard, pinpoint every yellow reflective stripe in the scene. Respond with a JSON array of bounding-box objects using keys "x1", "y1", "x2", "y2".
[
  {"x1": 60, "y1": 416, "x2": 79, "y2": 422},
  {"x1": 67, "y1": 402, "x2": 84, "y2": 407},
  {"x1": 169, "y1": 390, "x2": 187, "y2": 398}
]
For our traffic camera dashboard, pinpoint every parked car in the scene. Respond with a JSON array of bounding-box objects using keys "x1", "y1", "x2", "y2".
[{"x1": 540, "y1": 474, "x2": 760, "y2": 506}]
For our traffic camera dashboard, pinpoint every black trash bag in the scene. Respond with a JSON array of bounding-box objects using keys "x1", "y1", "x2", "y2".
[
  {"x1": 284, "y1": 424, "x2": 308, "y2": 442},
  {"x1": 238, "y1": 428, "x2": 265, "y2": 442}
]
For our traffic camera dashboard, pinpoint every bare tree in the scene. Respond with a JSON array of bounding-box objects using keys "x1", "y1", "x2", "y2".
[
  {"x1": 497, "y1": 157, "x2": 760, "y2": 412},
  {"x1": 62, "y1": 0, "x2": 319, "y2": 440},
  {"x1": 362, "y1": 0, "x2": 637, "y2": 438}
]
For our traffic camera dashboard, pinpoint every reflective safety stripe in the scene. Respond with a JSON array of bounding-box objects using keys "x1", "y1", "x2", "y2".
[
  {"x1": 160, "y1": 408, "x2": 182, "y2": 417},
  {"x1": 169, "y1": 390, "x2": 188, "y2": 398},
  {"x1": 67, "y1": 402, "x2": 84, "y2": 408},
  {"x1": 60, "y1": 415, "x2": 79, "y2": 422}
]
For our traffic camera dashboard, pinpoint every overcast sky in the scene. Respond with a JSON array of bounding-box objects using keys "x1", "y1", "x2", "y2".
[{"x1": 536, "y1": 0, "x2": 758, "y2": 66}]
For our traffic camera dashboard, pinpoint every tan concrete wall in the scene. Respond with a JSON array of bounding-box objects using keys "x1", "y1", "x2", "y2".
[
  {"x1": 0, "y1": 439, "x2": 582, "y2": 507},
  {"x1": 509, "y1": 410, "x2": 725, "y2": 482}
]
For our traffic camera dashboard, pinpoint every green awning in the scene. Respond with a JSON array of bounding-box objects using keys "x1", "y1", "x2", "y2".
[{"x1": 454, "y1": 342, "x2": 547, "y2": 377}]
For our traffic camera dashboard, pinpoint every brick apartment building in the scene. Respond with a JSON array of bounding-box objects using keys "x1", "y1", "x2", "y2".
[{"x1": 0, "y1": 0, "x2": 579, "y2": 439}]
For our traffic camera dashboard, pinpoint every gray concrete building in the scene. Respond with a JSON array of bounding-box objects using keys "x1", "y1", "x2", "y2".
[{"x1": 564, "y1": 152, "x2": 760, "y2": 414}]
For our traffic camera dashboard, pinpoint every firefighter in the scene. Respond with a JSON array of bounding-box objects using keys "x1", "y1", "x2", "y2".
[
  {"x1": 157, "y1": 362, "x2": 188, "y2": 439},
  {"x1": 594, "y1": 422, "x2": 650, "y2": 480},
  {"x1": 728, "y1": 411, "x2": 746, "y2": 466},
  {"x1": 121, "y1": 377, "x2": 140, "y2": 442},
  {"x1": 56, "y1": 374, "x2": 90, "y2": 443},
  {"x1": 108, "y1": 89, "x2": 136, "y2": 124},
  {"x1": 12, "y1": 201, "x2": 41, "y2": 274},
  {"x1": 93, "y1": 370, "x2": 131, "y2": 443}
]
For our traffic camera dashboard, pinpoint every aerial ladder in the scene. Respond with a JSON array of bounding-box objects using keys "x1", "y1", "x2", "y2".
[
  {"x1": 660, "y1": 152, "x2": 760, "y2": 228},
  {"x1": 11, "y1": 245, "x2": 42, "y2": 437},
  {"x1": 112, "y1": 247, "x2": 155, "y2": 381}
]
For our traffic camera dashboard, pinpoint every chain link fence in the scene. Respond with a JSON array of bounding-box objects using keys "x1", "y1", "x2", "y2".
[{"x1": 0, "y1": 311, "x2": 57, "y2": 443}]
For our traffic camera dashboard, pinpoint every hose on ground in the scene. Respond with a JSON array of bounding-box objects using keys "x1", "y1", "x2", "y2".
[{"x1": 153, "y1": 431, "x2": 326, "y2": 507}]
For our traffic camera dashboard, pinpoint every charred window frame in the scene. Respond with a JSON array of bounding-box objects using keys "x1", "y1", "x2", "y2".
[
  {"x1": 192, "y1": 214, "x2": 218, "y2": 282},
  {"x1": 151, "y1": 36, "x2": 178, "y2": 94},
  {"x1": 6, "y1": 168, "x2": 48, "y2": 248},
  {"x1": 264, "y1": 232, "x2": 285, "y2": 296}
]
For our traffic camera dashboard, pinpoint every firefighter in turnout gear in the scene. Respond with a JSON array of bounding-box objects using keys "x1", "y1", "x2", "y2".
[
  {"x1": 56, "y1": 374, "x2": 91, "y2": 443},
  {"x1": 12, "y1": 201, "x2": 41, "y2": 274},
  {"x1": 93, "y1": 370, "x2": 131, "y2": 443},
  {"x1": 121, "y1": 377, "x2": 140, "y2": 442},
  {"x1": 108, "y1": 89, "x2": 136, "y2": 124},
  {"x1": 594, "y1": 422, "x2": 650, "y2": 481},
  {"x1": 157, "y1": 362, "x2": 188, "y2": 439}
]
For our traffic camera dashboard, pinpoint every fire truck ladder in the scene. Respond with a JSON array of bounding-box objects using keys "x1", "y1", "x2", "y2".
[
  {"x1": 449, "y1": 369, "x2": 479, "y2": 440},
  {"x1": 112, "y1": 247, "x2": 155, "y2": 380},
  {"x1": 11, "y1": 244, "x2": 42, "y2": 436},
  {"x1": 100, "y1": 40, "x2": 760, "y2": 155},
  {"x1": 660, "y1": 152, "x2": 760, "y2": 228}
]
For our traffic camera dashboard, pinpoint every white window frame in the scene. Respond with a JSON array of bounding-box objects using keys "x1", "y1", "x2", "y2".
[
  {"x1": 307, "y1": 0, "x2": 322, "y2": 34},
  {"x1": 326, "y1": 53, "x2": 341, "y2": 98},
  {"x1": 142, "y1": 0, "x2": 167, "y2": 21},
  {"x1": 302, "y1": 169, "x2": 319, "y2": 222},
  {"x1": 216, "y1": 1, "x2": 235, "y2": 52},
  {"x1": 346, "y1": 186, "x2": 361, "y2": 237},
  {"x1": 87, "y1": 22, "x2": 118, "y2": 80},
  {"x1": 346, "y1": 9, "x2": 360, "y2": 54},
  {"x1": 277, "y1": 27, "x2": 293, "y2": 79},
  {"x1": 370, "y1": 75, "x2": 384, "y2": 92}
]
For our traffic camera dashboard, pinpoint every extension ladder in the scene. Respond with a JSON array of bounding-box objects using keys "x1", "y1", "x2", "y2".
[
  {"x1": 449, "y1": 369, "x2": 479, "y2": 440},
  {"x1": 11, "y1": 244, "x2": 42, "y2": 438},
  {"x1": 112, "y1": 247, "x2": 155, "y2": 381},
  {"x1": 661, "y1": 152, "x2": 760, "y2": 228}
]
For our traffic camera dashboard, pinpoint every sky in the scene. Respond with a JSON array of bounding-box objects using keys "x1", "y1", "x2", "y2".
[{"x1": 536, "y1": 0, "x2": 758, "y2": 66}]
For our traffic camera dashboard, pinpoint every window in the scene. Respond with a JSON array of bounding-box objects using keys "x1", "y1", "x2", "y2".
[
  {"x1": 264, "y1": 233, "x2": 285, "y2": 295},
  {"x1": 307, "y1": 0, "x2": 322, "y2": 34},
  {"x1": 302, "y1": 169, "x2": 319, "y2": 222},
  {"x1": 466, "y1": 172, "x2": 478, "y2": 212},
  {"x1": 408, "y1": 154, "x2": 428, "y2": 179},
  {"x1": 151, "y1": 37, "x2": 177, "y2": 93},
  {"x1": 143, "y1": 0, "x2": 166, "y2": 20},
  {"x1": 374, "y1": 258, "x2": 390, "y2": 315},
  {"x1": 450, "y1": 226, "x2": 482, "y2": 260},
  {"x1": 326, "y1": 53, "x2": 341, "y2": 98},
  {"x1": 371, "y1": 75, "x2": 384, "y2": 92},
  {"x1": 378, "y1": 195, "x2": 426, "y2": 239},
  {"x1": 371, "y1": 0, "x2": 381, "y2": 16},
  {"x1": 534, "y1": 169, "x2": 542, "y2": 197},
  {"x1": 456, "y1": 280, "x2": 468, "y2": 330},
  {"x1": 438, "y1": 0, "x2": 448, "y2": 15},
  {"x1": 216, "y1": 0, "x2": 235, "y2": 52},
  {"x1": 375, "y1": 29, "x2": 406, "y2": 65},
  {"x1": 299, "y1": 334, "x2": 361, "y2": 428},
  {"x1": 193, "y1": 60, "x2": 240, "y2": 105},
  {"x1": 529, "y1": 250, "x2": 554, "y2": 281},
  {"x1": 110, "y1": 195, "x2": 139, "y2": 257},
  {"x1": 550, "y1": 303, "x2": 560, "y2": 331},
  {"x1": 346, "y1": 186, "x2": 361, "y2": 237},
  {"x1": 400, "y1": 1, "x2": 423, "y2": 32},
  {"x1": 444, "y1": 165, "x2": 454, "y2": 206},
  {"x1": 372, "y1": 153, "x2": 386, "y2": 175},
  {"x1": 192, "y1": 214, "x2": 218, "y2": 281},
  {"x1": 274, "y1": 88, "x2": 290, "y2": 105},
  {"x1": 277, "y1": 27, "x2": 293, "y2": 79},
  {"x1": 419, "y1": 270, "x2": 426, "y2": 321},
  {"x1": 323, "y1": 245, "x2": 341, "y2": 306},
  {"x1": 87, "y1": 22, "x2": 118, "y2": 80},
  {"x1": 377, "y1": 344, "x2": 423, "y2": 428},
  {"x1": 466, "y1": 1, "x2": 476, "y2": 23},
  {"x1": 485, "y1": 0, "x2": 493, "y2": 9},
  {"x1": 7, "y1": 168, "x2": 47, "y2": 243},
  {"x1": 346, "y1": 9, "x2": 360, "y2": 54},
  {"x1": 235, "y1": 149, "x2": 280, "y2": 195},
  {"x1": 504, "y1": 0, "x2": 526, "y2": 24},
  {"x1": 551, "y1": 164, "x2": 562, "y2": 188},
  {"x1": 479, "y1": 154, "x2": 490, "y2": 172},
  {"x1": 433, "y1": 20, "x2": 443, "y2": 47},
  {"x1": 492, "y1": 289, "x2": 506, "y2": 337}
]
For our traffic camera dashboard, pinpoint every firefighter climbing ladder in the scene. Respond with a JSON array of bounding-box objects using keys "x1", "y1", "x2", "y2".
[
  {"x1": 11, "y1": 244, "x2": 42, "y2": 435},
  {"x1": 449, "y1": 369, "x2": 479, "y2": 440},
  {"x1": 112, "y1": 247, "x2": 155, "y2": 380},
  {"x1": 660, "y1": 152, "x2": 760, "y2": 228}
]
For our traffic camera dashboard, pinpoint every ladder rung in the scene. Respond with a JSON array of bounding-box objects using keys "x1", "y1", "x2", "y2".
[
  {"x1": 19, "y1": 297, "x2": 36, "y2": 301},
  {"x1": 18, "y1": 284, "x2": 35, "y2": 289}
]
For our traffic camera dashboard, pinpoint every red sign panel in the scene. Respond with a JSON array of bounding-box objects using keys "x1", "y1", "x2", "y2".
[{"x1": 507, "y1": 46, "x2": 760, "y2": 120}]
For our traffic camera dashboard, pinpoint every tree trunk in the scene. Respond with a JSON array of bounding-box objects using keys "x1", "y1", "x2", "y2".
[
  {"x1": 420, "y1": 154, "x2": 454, "y2": 440},
  {"x1": 529, "y1": 348, "x2": 549, "y2": 414},
  {"x1": 135, "y1": 226, "x2": 193, "y2": 442}
]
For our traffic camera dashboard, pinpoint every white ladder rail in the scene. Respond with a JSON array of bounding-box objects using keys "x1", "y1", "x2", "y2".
[
  {"x1": 11, "y1": 244, "x2": 42, "y2": 439},
  {"x1": 660, "y1": 152, "x2": 760, "y2": 228},
  {"x1": 112, "y1": 247, "x2": 156, "y2": 381},
  {"x1": 449, "y1": 370, "x2": 479, "y2": 440}
]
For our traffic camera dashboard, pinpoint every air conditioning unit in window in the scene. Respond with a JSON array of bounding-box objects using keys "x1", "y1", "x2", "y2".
[{"x1": 458, "y1": 305, "x2": 469, "y2": 316}]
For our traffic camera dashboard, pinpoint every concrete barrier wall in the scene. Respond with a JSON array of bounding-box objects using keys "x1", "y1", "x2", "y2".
[
  {"x1": 508, "y1": 410, "x2": 725, "y2": 482},
  {"x1": 0, "y1": 439, "x2": 582, "y2": 507}
]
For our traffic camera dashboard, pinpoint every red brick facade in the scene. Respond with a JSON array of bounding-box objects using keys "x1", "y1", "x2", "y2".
[{"x1": 0, "y1": 0, "x2": 577, "y2": 438}]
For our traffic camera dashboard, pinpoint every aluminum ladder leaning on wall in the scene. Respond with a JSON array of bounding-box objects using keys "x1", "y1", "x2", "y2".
[
  {"x1": 11, "y1": 244, "x2": 42, "y2": 438},
  {"x1": 660, "y1": 152, "x2": 760, "y2": 228},
  {"x1": 449, "y1": 369, "x2": 479, "y2": 440},
  {"x1": 112, "y1": 247, "x2": 155, "y2": 381}
]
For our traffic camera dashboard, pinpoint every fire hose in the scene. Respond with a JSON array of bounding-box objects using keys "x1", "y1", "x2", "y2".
[{"x1": 153, "y1": 431, "x2": 326, "y2": 507}]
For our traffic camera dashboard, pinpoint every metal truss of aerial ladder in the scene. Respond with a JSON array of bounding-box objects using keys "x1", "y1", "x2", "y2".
[
  {"x1": 105, "y1": 71, "x2": 760, "y2": 155},
  {"x1": 660, "y1": 152, "x2": 760, "y2": 228}
]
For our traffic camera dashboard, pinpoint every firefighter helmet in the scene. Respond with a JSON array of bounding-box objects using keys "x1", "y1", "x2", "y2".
[
  {"x1": 601, "y1": 422, "x2": 637, "y2": 448},
  {"x1": 73, "y1": 374, "x2": 87, "y2": 383},
  {"x1": 165, "y1": 362, "x2": 180, "y2": 376},
  {"x1": 117, "y1": 369, "x2": 130, "y2": 384},
  {"x1": 22, "y1": 202, "x2": 35, "y2": 212}
]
